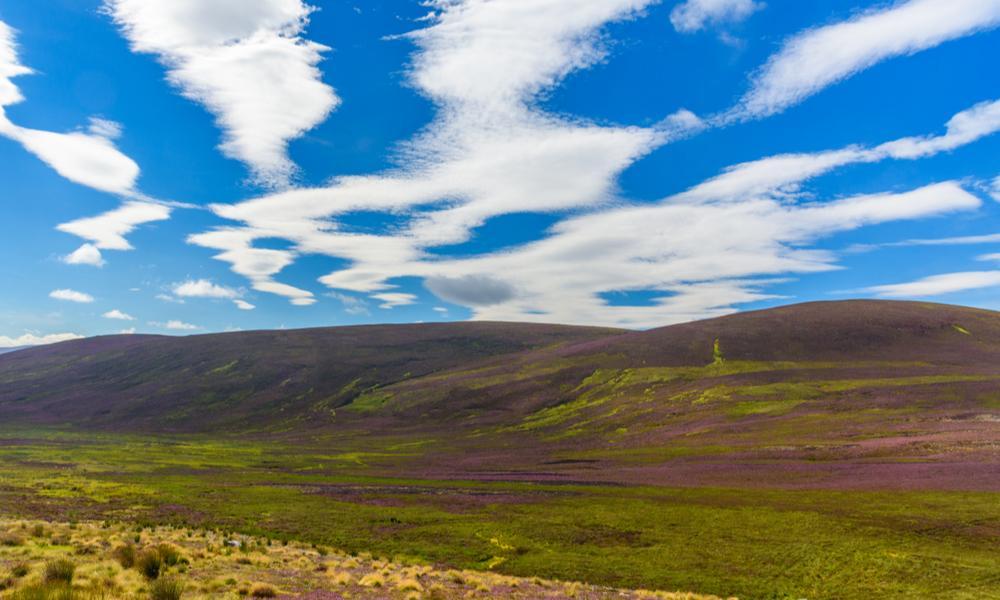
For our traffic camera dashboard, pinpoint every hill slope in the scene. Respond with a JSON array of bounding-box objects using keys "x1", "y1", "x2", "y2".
[
  {"x1": 0, "y1": 300, "x2": 997, "y2": 490},
  {"x1": 0, "y1": 322, "x2": 619, "y2": 431}
]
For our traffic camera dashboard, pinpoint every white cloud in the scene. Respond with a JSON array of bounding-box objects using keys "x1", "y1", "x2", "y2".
[
  {"x1": 730, "y1": 0, "x2": 1000, "y2": 120},
  {"x1": 103, "y1": 309, "x2": 135, "y2": 321},
  {"x1": 190, "y1": 5, "x2": 1000, "y2": 328},
  {"x1": 172, "y1": 278, "x2": 240, "y2": 299},
  {"x1": 233, "y1": 299, "x2": 256, "y2": 310},
  {"x1": 49, "y1": 289, "x2": 94, "y2": 303},
  {"x1": 864, "y1": 271, "x2": 1000, "y2": 297},
  {"x1": 670, "y1": 0, "x2": 763, "y2": 33},
  {"x1": 0, "y1": 332, "x2": 83, "y2": 348},
  {"x1": 978, "y1": 253, "x2": 1000, "y2": 263},
  {"x1": 192, "y1": 0, "x2": 664, "y2": 305},
  {"x1": 0, "y1": 21, "x2": 141, "y2": 195},
  {"x1": 5, "y1": 124, "x2": 141, "y2": 194},
  {"x1": 876, "y1": 100, "x2": 1000, "y2": 159},
  {"x1": 62, "y1": 243, "x2": 106, "y2": 267},
  {"x1": 119, "y1": 327, "x2": 137, "y2": 334},
  {"x1": 150, "y1": 320, "x2": 200, "y2": 331},
  {"x1": 372, "y1": 292, "x2": 417, "y2": 309},
  {"x1": 105, "y1": 0, "x2": 338, "y2": 188},
  {"x1": 57, "y1": 201, "x2": 171, "y2": 251}
]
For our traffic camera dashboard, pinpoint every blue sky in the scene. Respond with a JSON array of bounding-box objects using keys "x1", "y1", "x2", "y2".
[{"x1": 1, "y1": 0, "x2": 999, "y2": 346}]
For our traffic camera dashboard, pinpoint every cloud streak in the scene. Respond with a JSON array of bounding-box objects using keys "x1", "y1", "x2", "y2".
[
  {"x1": 865, "y1": 271, "x2": 1000, "y2": 297},
  {"x1": 728, "y1": 0, "x2": 1000, "y2": 120}
]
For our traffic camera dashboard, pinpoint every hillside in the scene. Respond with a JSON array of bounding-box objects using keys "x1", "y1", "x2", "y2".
[
  {"x1": 316, "y1": 300, "x2": 1000, "y2": 490},
  {"x1": 0, "y1": 300, "x2": 997, "y2": 490},
  {"x1": 0, "y1": 322, "x2": 619, "y2": 431}
]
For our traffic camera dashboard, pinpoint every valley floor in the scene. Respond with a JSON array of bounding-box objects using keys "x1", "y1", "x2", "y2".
[{"x1": 0, "y1": 428, "x2": 998, "y2": 599}]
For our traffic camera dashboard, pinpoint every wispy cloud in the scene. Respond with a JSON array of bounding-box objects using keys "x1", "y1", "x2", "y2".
[
  {"x1": 104, "y1": 0, "x2": 338, "y2": 188},
  {"x1": 727, "y1": 0, "x2": 1000, "y2": 120},
  {"x1": 846, "y1": 232, "x2": 1000, "y2": 253},
  {"x1": 864, "y1": 271, "x2": 1000, "y2": 297},
  {"x1": 326, "y1": 292, "x2": 369, "y2": 315},
  {"x1": 670, "y1": 0, "x2": 763, "y2": 33},
  {"x1": 372, "y1": 292, "x2": 417, "y2": 310},
  {"x1": 0, "y1": 332, "x2": 83, "y2": 348},
  {"x1": 49, "y1": 289, "x2": 94, "y2": 303},
  {"x1": 102, "y1": 309, "x2": 135, "y2": 321},
  {"x1": 149, "y1": 320, "x2": 200, "y2": 331}
]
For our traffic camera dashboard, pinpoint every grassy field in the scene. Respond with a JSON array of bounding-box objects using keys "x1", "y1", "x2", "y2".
[
  {"x1": 1, "y1": 427, "x2": 997, "y2": 599},
  {"x1": 0, "y1": 519, "x2": 725, "y2": 599}
]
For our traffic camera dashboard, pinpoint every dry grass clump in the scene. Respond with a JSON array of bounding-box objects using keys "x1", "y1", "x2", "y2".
[
  {"x1": 359, "y1": 572, "x2": 386, "y2": 588},
  {"x1": 249, "y1": 583, "x2": 278, "y2": 597},
  {"x1": 149, "y1": 577, "x2": 185, "y2": 600},
  {"x1": 112, "y1": 542, "x2": 138, "y2": 568},
  {"x1": 43, "y1": 559, "x2": 76, "y2": 584}
]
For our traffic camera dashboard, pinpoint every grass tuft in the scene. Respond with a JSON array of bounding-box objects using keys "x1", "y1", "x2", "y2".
[{"x1": 43, "y1": 559, "x2": 75, "y2": 584}]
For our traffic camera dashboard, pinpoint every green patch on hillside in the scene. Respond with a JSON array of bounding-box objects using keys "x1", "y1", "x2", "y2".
[{"x1": 347, "y1": 389, "x2": 394, "y2": 413}]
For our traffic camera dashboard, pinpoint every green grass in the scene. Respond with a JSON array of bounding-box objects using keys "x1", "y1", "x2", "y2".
[{"x1": 0, "y1": 426, "x2": 997, "y2": 599}]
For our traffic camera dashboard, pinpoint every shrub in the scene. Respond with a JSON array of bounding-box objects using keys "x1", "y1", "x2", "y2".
[
  {"x1": 249, "y1": 584, "x2": 277, "y2": 598},
  {"x1": 43, "y1": 559, "x2": 75, "y2": 584},
  {"x1": 149, "y1": 577, "x2": 185, "y2": 600},
  {"x1": 31, "y1": 525, "x2": 46, "y2": 538},
  {"x1": 136, "y1": 549, "x2": 163, "y2": 580},
  {"x1": 112, "y1": 543, "x2": 137, "y2": 568},
  {"x1": 11, "y1": 563, "x2": 30, "y2": 578},
  {"x1": 0, "y1": 532, "x2": 25, "y2": 547}
]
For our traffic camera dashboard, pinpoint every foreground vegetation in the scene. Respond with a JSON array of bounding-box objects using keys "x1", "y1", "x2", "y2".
[
  {"x1": 0, "y1": 428, "x2": 997, "y2": 599},
  {"x1": 0, "y1": 519, "x2": 725, "y2": 599}
]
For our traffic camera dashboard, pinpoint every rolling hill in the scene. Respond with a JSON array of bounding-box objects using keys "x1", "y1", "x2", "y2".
[
  {"x1": 0, "y1": 300, "x2": 997, "y2": 490},
  {"x1": 0, "y1": 321, "x2": 619, "y2": 431}
]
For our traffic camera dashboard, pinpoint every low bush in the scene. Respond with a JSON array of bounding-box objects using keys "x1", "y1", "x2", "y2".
[
  {"x1": 11, "y1": 562, "x2": 30, "y2": 578},
  {"x1": 0, "y1": 533, "x2": 25, "y2": 547}
]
